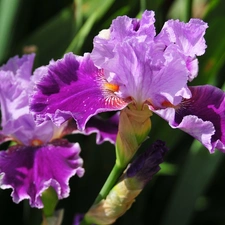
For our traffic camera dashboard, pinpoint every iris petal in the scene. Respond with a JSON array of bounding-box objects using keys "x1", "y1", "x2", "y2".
[
  {"x1": 30, "y1": 53, "x2": 126, "y2": 130},
  {"x1": 155, "y1": 85, "x2": 225, "y2": 153},
  {"x1": 73, "y1": 113, "x2": 119, "y2": 144},
  {"x1": 0, "y1": 139, "x2": 84, "y2": 208}
]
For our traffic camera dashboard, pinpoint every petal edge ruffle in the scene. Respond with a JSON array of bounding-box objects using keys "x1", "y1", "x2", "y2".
[
  {"x1": 0, "y1": 140, "x2": 84, "y2": 208},
  {"x1": 155, "y1": 85, "x2": 225, "y2": 153},
  {"x1": 30, "y1": 53, "x2": 127, "y2": 130}
]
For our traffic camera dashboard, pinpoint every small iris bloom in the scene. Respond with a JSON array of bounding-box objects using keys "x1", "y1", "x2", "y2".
[
  {"x1": 30, "y1": 10, "x2": 225, "y2": 153},
  {"x1": 0, "y1": 54, "x2": 117, "y2": 208}
]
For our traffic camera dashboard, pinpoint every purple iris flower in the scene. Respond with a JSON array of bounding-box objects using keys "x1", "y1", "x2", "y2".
[
  {"x1": 30, "y1": 10, "x2": 225, "y2": 153},
  {"x1": 0, "y1": 54, "x2": 118, "y2": 208},
  {"x1": 0, "y1": 54, "x2": 86, "y2": 208}
]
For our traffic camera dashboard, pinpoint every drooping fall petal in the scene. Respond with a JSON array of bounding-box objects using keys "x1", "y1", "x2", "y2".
[
  {"x1": 30, "y1": 53, "x2": 127, "y2": 130},
  {"x1": 0, "y1": 139, "x2": 84, "y2": 208},
  {"x1": 155, "y1": 85, "x2": 225, "y2": 153}
]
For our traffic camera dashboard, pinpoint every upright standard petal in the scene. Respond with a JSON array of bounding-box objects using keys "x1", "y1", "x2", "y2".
[
  {"x1": 91, "y1": 10, "x2": 192, "y2": 109},
  {"x1": 155, "y1": 85, "x2": 225, "y2": 153},
  {"x1": 91, "y1": 10, "x2": 156, "y2": 68},
  {"x1": 158, "y1": 19, "x2": 208, "y2": 57},
  {"x1": 93, "y1": 37, "x2": 190, "y2": 109},
  {"x1": 30, "y1": 53, "x2": 127, "y2": 130},
  {"x1": 0, "y1": 71, "x2": 29, "y2": 125},
  {"x1": 0, "y1": 139, "x2": 84, "y2": 208},
  {"x1": 0, "y1": 54, "x2": 35, "y2": 87},
  {"x1": 156, "y1": 18, "x2": 208, "y2": 81},
  {"x1": 0, "y1": 64, "x2": 58, "y2": 145}
]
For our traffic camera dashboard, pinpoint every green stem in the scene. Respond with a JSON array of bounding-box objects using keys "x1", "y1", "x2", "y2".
[
  {"x1": 79, "y1": 162, "x2": 125, "y2": 225},
  {"x1": 94, "y1": 162, "x2": 125, "y2": 204}
]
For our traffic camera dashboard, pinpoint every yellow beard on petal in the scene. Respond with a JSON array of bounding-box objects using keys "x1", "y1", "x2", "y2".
[
  {"x1": 31, "y1": 139, "x2": 43, "y2": 146},
  {"x1": 104, "y1": 82, "x2": 119, "y2": 92}
]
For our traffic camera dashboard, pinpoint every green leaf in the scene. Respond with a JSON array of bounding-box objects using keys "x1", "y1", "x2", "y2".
[
  {"x1": 160, "y1": 141, "x2": 224, "y2": 225},
  {"x1": 158, "y1": 162, "x2": 177, "y2": 176},
  {"x1": 197, "y1": 17, "x2": 225, "y2": 85},
  {"x1": 65, "y1": 0, "x2": 115, "y2": 54},
  {"x1": 18, "y1": 6, "x2": 75, "y2": 66},
  {"x1": 0, "y1": 0, "x2": 20, "y2": 63}
]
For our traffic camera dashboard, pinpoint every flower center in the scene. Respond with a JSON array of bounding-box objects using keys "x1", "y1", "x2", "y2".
[{"x1": 104, "y1": 83, "x2": 119, "y2": 92}]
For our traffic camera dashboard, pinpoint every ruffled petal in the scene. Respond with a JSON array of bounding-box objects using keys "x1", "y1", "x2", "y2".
[
  {"x1": 0, "y1": 70, "x2": 54, "y2": 144},
  {"x1": 31, "y1": 64, "x2": 49, "y2": 84},
  {"x1": 93, "y1": 37, "x2": 190, "y2": 108},
  {"x1": 0, "y1": 54, "x2": 35, "y2": 87},
  {"x1": 0, "y1": 70, "x2": 29, "y2": 125},
  {"x1": 91, "y1": 10, "x2": 193, "y2": 108},
  {"x1": 0, "y1": 139, "x2": 84, "y2": 208},
  {"x1": 0, "y1": 55, "x2": 34, "y2": 143},
  {"x1": 91, "y1": 10, "x2": 156, "y2": 68},
  {"x1": 157, "y1": 18, "x2": 208, "y2": 57},
  {"x1": 156, "y1": 18, "x2": 208, "y2": 81},
  {"x1": 30, "y1": 53, "x2": 127, "y2": 130},
  {"x1": 155, "y1": 85, "x2": 225, "y2": 153},
  {"x1": 0, "y1": 55, "x2": 63, "y2": 145},
  {"x1": 59, "y1": 113, "x2": 119, "y2": 145},
  {"x1": 110, "y1": 10, "x2": 156, "y2": 42},
  {"x1": 2, "y1": 114, "x2": 56, "y2": 145}
]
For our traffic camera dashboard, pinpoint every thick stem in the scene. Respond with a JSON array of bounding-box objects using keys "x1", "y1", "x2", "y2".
[
  {"x1": 79, "y1": 162, "x2": 125, "y2": 225},
  {"x1": 94, "y1": 162, "x2": 125, "y2": 204}
]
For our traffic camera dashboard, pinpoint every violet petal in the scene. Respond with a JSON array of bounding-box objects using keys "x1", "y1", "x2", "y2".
[
  {"x1": 74, "y1": 113, "x2": 119, "y2": 144},
  {"x1": 0, "y1": 54, "x2": 35, "y2": 87},
  {"x1": 30, "y1": 53, "x2": 126, "y2": 130},
  {"x1": 155, "y1": 85, "x2": 225, "y2": 153},
  {"x1": 0, "y1": 139, "x2": 84, "y2": 208}
]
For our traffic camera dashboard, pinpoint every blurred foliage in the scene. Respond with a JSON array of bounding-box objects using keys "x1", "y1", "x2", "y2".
[{"x1": 1, "y1": 0, "x2": 225, "y2": 225}]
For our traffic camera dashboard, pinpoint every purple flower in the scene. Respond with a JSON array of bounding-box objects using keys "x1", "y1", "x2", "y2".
[
  {"x1": 0, "y1": 54, "x2": 85, "y2": 208},
  {"x1": 0, "y1": 54, "x2": 120, "y2": 208},
  {"x1": 30, "y1": 10, "x2": 225, "y2": 153}
]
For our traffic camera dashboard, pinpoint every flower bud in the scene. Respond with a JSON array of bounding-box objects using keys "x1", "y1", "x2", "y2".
[{"x1": 84, "y1": 140, "x2": 168, "y2": 225}]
